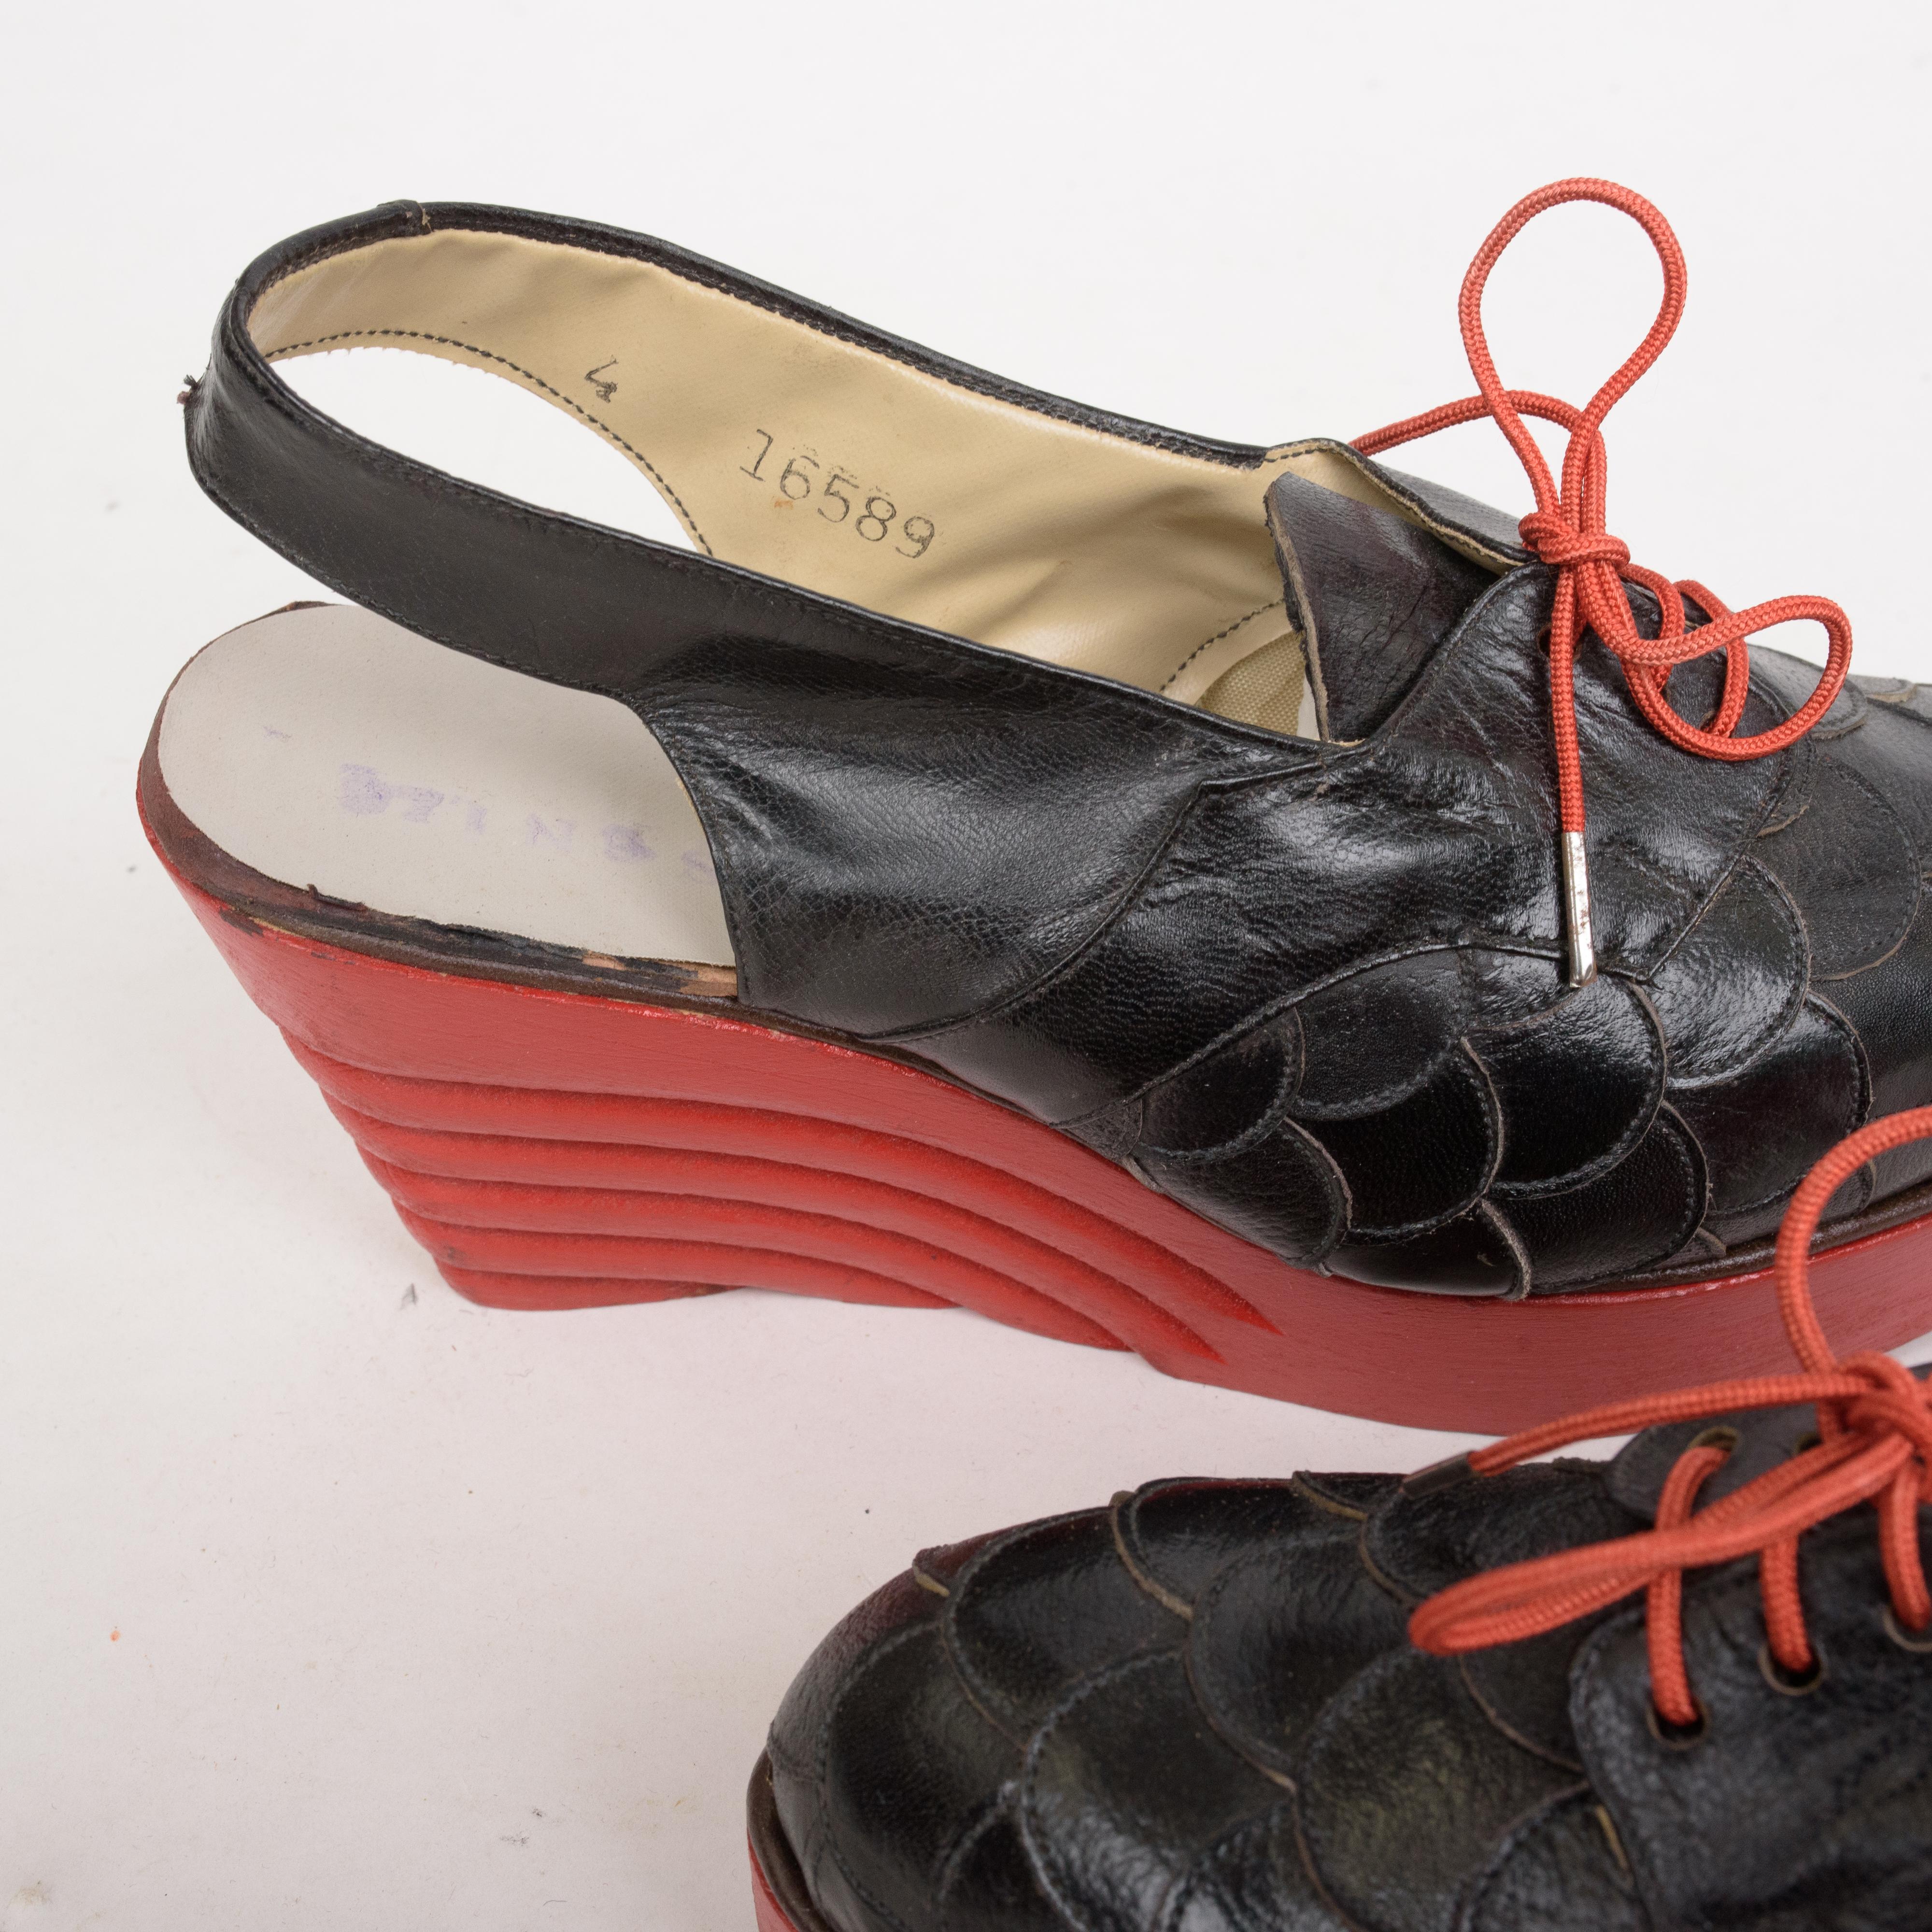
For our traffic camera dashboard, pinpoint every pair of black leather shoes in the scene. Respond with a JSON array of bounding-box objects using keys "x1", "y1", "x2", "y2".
[
  {"x1": 756, "y1": 1109, "x2": 1932, "y2": 1932},
  {"x1": 156, "y1": 177, "x2": 1932, "y2": 1926}
]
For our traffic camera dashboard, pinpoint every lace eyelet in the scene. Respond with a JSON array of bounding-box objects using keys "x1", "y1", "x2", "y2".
[
  {"x1": 1758, "y1": 1642, "x2": 1827, "y2": 1695},
  {"x1": 1790, "y1": 1431, "x2": 1822, "y2": 1457},
  {"x1": 1690, "y1": 1425, "x2": 1741, "y2": 1455},
  {"x1": 1646, "y1": 1698, "x2": 1708, "y2": 1748},
  {"x1": 1883, "y1": 1605, "x2": 1932, "y2": 1654}
]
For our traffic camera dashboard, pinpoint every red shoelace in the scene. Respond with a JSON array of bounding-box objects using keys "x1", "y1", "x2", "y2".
[
  {"x1": 1353, "y1": 179, "x2": 1854, "y2": 989},
  {"x1": 1407, "y1": 1108, "x2": 1932, "y2": 1730}
]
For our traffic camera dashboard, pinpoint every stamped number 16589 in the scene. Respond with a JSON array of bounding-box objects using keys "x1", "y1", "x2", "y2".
[{"x1": 740, "y1": 430, "x2": 937, "y2": 559}]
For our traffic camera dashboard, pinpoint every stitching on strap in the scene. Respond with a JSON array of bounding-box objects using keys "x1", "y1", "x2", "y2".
[
  {"x1": 264, "y1": 327, "x2": 714, "y2": 556},
  {"x1": 1158, "y1": 599, "x2": 1286, "y2": 695}
]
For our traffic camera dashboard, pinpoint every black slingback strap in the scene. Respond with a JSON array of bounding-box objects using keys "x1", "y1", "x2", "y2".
[
  {"x1": 182, "y1": 201, "x2": 1327, "y2": 1033},
  {"x1": 183, "y1": 198, "x2": 1300, "y2": 717},
  {"x1": 185, "y1": 199, "x2": 1519, "y2": 716},
  {"x1": 179, "y1": 200, "x2": 1519, "y2": 1043}
]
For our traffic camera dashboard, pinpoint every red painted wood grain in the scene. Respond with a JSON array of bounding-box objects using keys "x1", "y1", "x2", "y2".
[{"x1": 160, "y1": 868, "x2": 1932, "y2": 1432}]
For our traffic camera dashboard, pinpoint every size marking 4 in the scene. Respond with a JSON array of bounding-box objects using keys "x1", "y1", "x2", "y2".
[
  {"x1": 585, "y1": 359, "x2": 619, "y2": 402},
  {"x1": 739, "y1": 430, "x2": 936, "y2": 558}
]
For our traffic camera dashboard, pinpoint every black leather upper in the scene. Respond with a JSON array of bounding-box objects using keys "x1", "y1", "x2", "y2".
[
  {"x1": 766, "y1": 1408, "x2": 1932, "y2": 1932},
  {"x1": 185, "y1": 201, "x2": 1932, "y2": 1297}
]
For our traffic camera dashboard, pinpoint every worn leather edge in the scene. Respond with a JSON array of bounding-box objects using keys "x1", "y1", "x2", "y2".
[
  {"x1": 748, "y1": 1751, "x2": 843, "y2": 1932},
  {"x1": 248, "y1": 200, "x2": 1283, "y2": 467}
]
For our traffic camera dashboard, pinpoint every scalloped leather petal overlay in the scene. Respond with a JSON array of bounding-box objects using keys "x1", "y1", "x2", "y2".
[
  {"x1": 1141, "y1": 1014, "x2": 1302, "y2": 1156},
  {"x1": 1647, "y1": 860, "x2": 1809, "y2": 1090},
  {"x1": 770, "y1": 1428, "x2": 1932, "y2": 1932},
  {"x1": 1470, "y1": 975, "x2": 1664, "y2": 1196},
  {"x1": 1870, "y1": 681, "x2": 1932, "y2": 727},
  {"x1": 1364, "y1": 1466, "x2": 1643, "y2": 1776},
  {"x1": 1165, "y1": 1807, "x2": 1350, "y2": 1932},
  {"x1": 815, "y1": 1615, "x2": 1025, "y2": 1932},
  {"x1": 1757, "y1": 729, "x2": 1817, "y2": 837},
  {"x1": 1020, "y1": 1651, "x2": 1282, "y2": 1932},
  {"x1": 1754, "y1": 649, "x2": 1875, "y2": 741},
  {"x1": 1842, "y1": 698, "x2": 1932, "y2": 867},
  {"x1": 1755, "y1": 750, "x2": 1920, "y2": 980},
  {"x1": 1140, "y1": 1121, "x2": 1349, "y2": 1265},
  {"x1": 1461, "y1": 1624, "x2": 1609, "y2": 1774},
  {"x1": 1115, "y1": 1479, "x2": 1333, "y2": 1612},
  {"x1": 1326, "y1": 1208, "x2": 1522, "y2": 1298},
  {"x1": 1292, "y1": 952, "x2": 1468, "y2": 1119},
  {"x1": 1822, "y1": 895, "x2": 1932, "y2": 1119},
  {"x1": 769, "y1": 1565, "x2": 937, "y2": 1803},
  {"x1": 1869, "y1": 1134, "x2": 1932, "y2": 1212},
  {"x1": 1461, "y1": 1788, "x2": 1648, "y2": 1932},
  {"x1": 1457, "y1": 947, "x2": 1573, "y2": 1029},
  {"x1": 1365, "y1": 1463, "x2": 1641, "y2": 1604},
  {"x1": 1671, "y1": 998, "x2": 1867, "y2": 1229},
  {"x1": 792, "y1": 1592, "x2": 1036, "y2": 1932},
  {"x1": 1292, "y1": 1649, "x2": 1578, "y2": 1932},
  {"x1": 1500, "y1": 1107, "x2": 1707, "y2": 1291},
  {"x1": 1186, "y1": 1535, "x2": 1409, "y2": 1783},
  {"x1": 1058, "y1": 1092, "x2": 1144, "y2": 1163},
  {"x1": 943, "y1": 1513, "x2": 1185, "y2": 1736},
  {"x1": 862, "y1": 616, "x2": 1924, "y2": 1283},
  {"x1": 1566, "y1": 633, "x2": 1786, "y2": 973},
  {"x1": 933, "y1": 1794, "x2": 1063, "y2": 1932},
  {"x1": 1288, "y1": 1046, "x2": 1498, "y2": 1239}
]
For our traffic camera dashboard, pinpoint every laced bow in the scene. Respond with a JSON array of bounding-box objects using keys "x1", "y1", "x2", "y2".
[
  {"x1": 1354, "y1": 179, "x2": 1853, "y2": 987},
  {"x1": 1406, "y1": 1108, "x2": 1932, "y2": 1730}
]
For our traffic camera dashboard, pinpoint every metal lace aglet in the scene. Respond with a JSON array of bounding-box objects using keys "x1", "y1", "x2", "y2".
[
  {"x1": 1401, "y1": 1452, "x2": 1474, "y2": 1498},
  {"x1": 1562, "y1": 830, "x2": 1598, "y2": 987}
]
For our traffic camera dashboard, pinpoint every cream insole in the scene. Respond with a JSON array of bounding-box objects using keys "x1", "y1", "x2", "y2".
[
  {"x1": 160, "y1": 603, "x2": 738, "y2": 965},
  {"x1": 249, "y1": 223, "x2": 1341, "y2": 715}
]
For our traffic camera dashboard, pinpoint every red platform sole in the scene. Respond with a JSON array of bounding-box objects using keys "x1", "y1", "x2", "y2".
[{"x1": 142, "y1": 814, "x2": 1932, "y2": 1431}]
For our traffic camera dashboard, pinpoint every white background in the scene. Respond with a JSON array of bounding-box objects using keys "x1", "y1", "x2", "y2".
[{"x1": 5, "y1": 3, "x2": 1931, "y2": 1926}]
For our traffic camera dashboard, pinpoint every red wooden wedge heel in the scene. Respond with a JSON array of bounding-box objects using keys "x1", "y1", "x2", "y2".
[
  {"x1": 142, "y1": 717, "x2": 1932, "y2": 1433},
  {"x1": 154, "y1": 183, "x2": 1932, "y2": 1431}
]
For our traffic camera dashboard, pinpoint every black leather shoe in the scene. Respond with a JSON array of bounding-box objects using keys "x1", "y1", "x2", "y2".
[
  {"x1": 145, "y1": 178, "x2": 1932, "y2": 1427},
  {"x1": 753, "y1": 1113, "x2": 1932, "y2": 1932}
]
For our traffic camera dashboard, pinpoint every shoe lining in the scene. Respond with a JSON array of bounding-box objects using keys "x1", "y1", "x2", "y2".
[
  {"x1": 250, "y1": 224, "x2": 1352, "y2": 726},
  {"x1": 171, "y1": 224, "x2": 1446, "y2": 963}
]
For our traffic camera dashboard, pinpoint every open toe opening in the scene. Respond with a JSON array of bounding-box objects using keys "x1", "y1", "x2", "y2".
[{"x1": 155, "y1": 602, "x2": 739, "y2": 971}]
